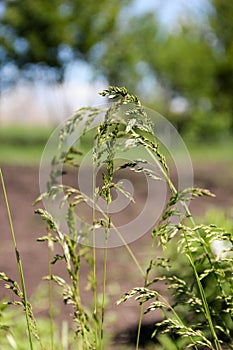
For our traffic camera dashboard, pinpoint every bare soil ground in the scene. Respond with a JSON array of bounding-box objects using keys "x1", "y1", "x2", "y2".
[{"x1": 0, "y1": 162, "x2": 233, "y2": 348}]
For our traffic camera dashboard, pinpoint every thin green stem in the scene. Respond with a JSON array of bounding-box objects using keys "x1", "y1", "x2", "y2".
[
  {"x1": 0, "y1": 168, "x2": 34, "y2": 350},
  {"x1": 136, "y1": 237, "x2": 156, "y2": 349},
  {"x1": 113, "y1": 227, "x2": 145, "y2": 278},
  {"x1": 92, "y1": 164, "x2": 99, "y2": 348},
  {"x1": 92, "y1": 242, "x2": 98, "y2": 345},
  {"x1": 81, "y1": 191, "x2": 145, "y2": 278},
  {"x1": 136, "y1": 305, "x2": 144, "y2": 350},
  {"x1": 48, "y1": 237, "x2": 54, "y2": 350},
  {"x1": 181, "y1": 209, "x2": 222, "y2": 349},
  {"x1": 100, "y1": 232, "x2": 108, "y2": 350},
  {"x1": 185, "y1": 252, "x2": 221, "y2": 350}
]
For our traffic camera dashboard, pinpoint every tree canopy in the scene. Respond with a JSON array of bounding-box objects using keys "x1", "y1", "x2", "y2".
[
  {"x1": 0, "y1": 0, "x2": 131, "y2": 84},
  {"x1": 90, "y1": 0, "x2": 232, "y2": 140}
]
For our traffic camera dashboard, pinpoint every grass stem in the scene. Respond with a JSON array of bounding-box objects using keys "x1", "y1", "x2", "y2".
[
  {"x1": 48, "y1": 236, "x2": 54, "y2": 350},
  {"x1": 92, "y1": 164, "x2": 99, "y2": 348},
  {"x1": 0, "y1": 168, "x2": 34, "y2": 350},
  {"x1": 136, "y1": 305, "x2": 144, "y2": 350},
  {"x1": 100, "y1": 240, "x2": 108, "y2": 350}
]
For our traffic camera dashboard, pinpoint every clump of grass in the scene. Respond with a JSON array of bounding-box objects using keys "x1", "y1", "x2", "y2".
[
  {"x1": 36, "y1": 87, "x2": 232, "y2": 349},
  {"x1": 0, "y1": 86, "x2": 232, "y2": 349}
]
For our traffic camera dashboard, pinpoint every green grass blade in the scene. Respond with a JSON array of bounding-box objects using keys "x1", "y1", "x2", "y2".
[{"x1": 0, "y1": 168, "x2": 34, "y2": 350}]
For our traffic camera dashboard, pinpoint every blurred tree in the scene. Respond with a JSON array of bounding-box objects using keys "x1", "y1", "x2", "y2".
[
  {"x1": 96, "y1": 12, "x2": 159, "y2": 92},
  {"x1": 0, "y1": 0, "x2": 131, "y2": 86},
  {"x1": 98, "y1": 0, "x2": 233, "y2": 140},
  {"x1": 209, "y1": 0, "x2": 233, "y2": 120},
  {"x1": 142, "y1": 0, "x2": 233, "y2": 139}
]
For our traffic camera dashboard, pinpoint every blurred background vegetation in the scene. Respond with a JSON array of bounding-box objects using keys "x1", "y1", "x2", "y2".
[{"x1": 0, "y1": 0, "x2": 232, "y2": 161}]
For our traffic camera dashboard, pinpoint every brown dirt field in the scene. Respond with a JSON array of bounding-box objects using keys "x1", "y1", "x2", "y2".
[{"x1": 0, "y1": 162, "x2": 233, "y2": 348}]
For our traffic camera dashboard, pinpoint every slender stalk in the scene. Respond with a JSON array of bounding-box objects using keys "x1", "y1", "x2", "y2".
[
  {"x1": 89, "y1": 185, "x2": 145, "y2": 349},
  {"x1": 82, "y1": 191, "x2": 145, "y2": 278},
  {"x1": 47, "y1": 236, "x2": 54, "y2": 350},
  {"x1": 92, "y1": 242, "x2": 98, "y2": 345},
  {"x1": 136, "y1": 305, "x2": 144, "y2": 350},
  {"x1": 112, "y1": 226, "x2": 145, "y2": 278},
  {"x1": 181, "y1": 205, "x2": 222, "y2": 348},
  {"x1": 0, "y1": 168, "x2": 34, "y2": 350},
  {"x1": 92, "y1": 163, "x2": 99, "y2": 348},
  {"x1": 185, "y1": 251, "x2": 221, "y2": 350},
  {"x1": 136, "y1": 239, "x2": 155, "y2": 350},
  {"x1": 100, "y1": 224, "x2": 109, "y2": 350}
]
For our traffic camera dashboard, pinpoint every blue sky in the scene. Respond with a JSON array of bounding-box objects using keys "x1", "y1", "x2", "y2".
[{"x1": 133, "y1": 0, "x2": 210, "y2": 29}]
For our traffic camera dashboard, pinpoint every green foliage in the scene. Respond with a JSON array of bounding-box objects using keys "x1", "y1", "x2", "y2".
[
  {"x1": 0, "y1": 302, "x2": 76, "y2": 350},
  {"x1": 200, "y1": 208, "x2": 233, "y2": 232}
]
